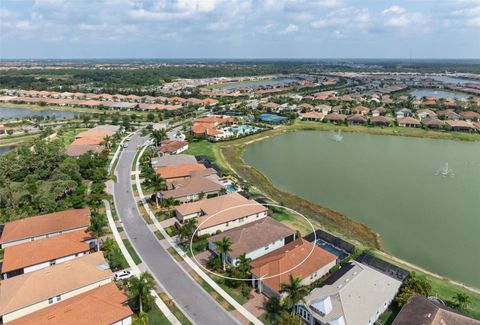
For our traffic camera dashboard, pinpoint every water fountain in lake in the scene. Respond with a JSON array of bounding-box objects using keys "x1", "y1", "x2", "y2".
[
  {"x1": 436, "y1": 162, "x2": 455, "y2": 178},
  {"x1": 330, "y1": 129, "x2": 344, "y2": 142}
]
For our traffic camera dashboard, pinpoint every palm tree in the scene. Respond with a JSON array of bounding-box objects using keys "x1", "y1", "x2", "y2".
[
  {"x1": 214, "y1": 236, "x2": 232, "y2": 271},
  {"x1": 236, "y1": 253, "x2": 252, "y2": 279},
  {"x1": 149, "y1": 174, "x2": 166, "y2": 208},
  {"x1": 453, "y1": 293, "x2": 471, "y2": 310},
  {"x1": 178, "y1": 218, "x2": 197, "y2": 244},
  {"x1": 88, "y1": 213, "x2": 107, "y2": 251},
  {"x1": 280, "y1": 275, "x2": 310, "y2": 313},
  {"x1": 150, "y1": 128, "x2": 168, "y2": 147},
  {"x1": 101, "y1": 237, "x2": 117, "y2": 256},
  {"x1": 102, "y1": 135, "x2": 114, "y2": 149},
  {"x1": 127, "y1": 272, "x2": 156, "y2": 314}
]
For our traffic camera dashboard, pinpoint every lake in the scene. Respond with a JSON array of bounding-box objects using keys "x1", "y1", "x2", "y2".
[
  {"x1": 0, "y1": 106, "x2": 76, "y2": 120},
  {"x1": 410, "y1": 88, "x2": 470, "y2": 99},
  {"x1": 222, "y1": 78, "x2": 297, "y2": 90},
  {"x1": 244, "y1": 131, "x2": 480, "y2": 288},
  {"x1": 430, "y1": 76, "x2": 480, "y2": 85}
]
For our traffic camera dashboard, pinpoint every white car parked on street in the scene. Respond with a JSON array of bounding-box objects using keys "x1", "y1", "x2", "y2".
[{"x1": 114, "y1": 270, "x2": 134, "y2": 281}]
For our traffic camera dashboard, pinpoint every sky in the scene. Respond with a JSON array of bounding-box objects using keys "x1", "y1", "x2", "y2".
[{"x1": 0, "y1": 0, "x2": 479, "y2": 59}]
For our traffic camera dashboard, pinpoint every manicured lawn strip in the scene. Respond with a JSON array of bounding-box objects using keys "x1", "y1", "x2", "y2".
[
  {"x1": 146, "y1": 304, "x2": 171, "y2": 325},
  {"x1": 211, "y1": 275, "x2": 248, "y2": 305},
  {"x1": 116, "y1": 226, "x2": 124, "y2": 233},
  {"x1": 167, "y1": 247, "x2": 183, "y2": 262},
  {"x1": 137, "y1": 203, "x2": 153, "y2": 224},
  {"x1": 122, "y1": 239, "x2": 142, "y2": 265},
  {"x1": 154, "y1": 230, "x2": 165, "y2": 240},
  {"x1": 188, "y1": 271, "x2": 235, "y2": 311},
  {"x1": 56, "y1": 128, "x2": 88, "y2": 146},
  {"x1": 258, "y1": 313, "x2": 273, "y2": 325},
  {"x1": 158, "y1": 293, "x2": 193, "y2": 325}
]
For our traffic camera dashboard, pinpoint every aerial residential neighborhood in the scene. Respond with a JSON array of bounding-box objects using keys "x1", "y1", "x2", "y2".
[{"x1": 0, "y1": 1, "x2": 479, "y2": 325}]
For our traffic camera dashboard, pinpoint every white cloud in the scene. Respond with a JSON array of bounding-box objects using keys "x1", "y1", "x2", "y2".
[
  {"x1": 281, "y1": 23, "x2": 299, "y2": 34},
  {"x1": 310, "y1": 7, "x2": 371, "y2": 31},
  {"x1": 382, "y1": 5, "x2": 406, "y2": 14}
]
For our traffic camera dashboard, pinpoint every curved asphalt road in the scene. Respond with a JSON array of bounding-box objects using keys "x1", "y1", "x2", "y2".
[{"x1": 113, "y1": 133, "x2": 238, "y2": 325}]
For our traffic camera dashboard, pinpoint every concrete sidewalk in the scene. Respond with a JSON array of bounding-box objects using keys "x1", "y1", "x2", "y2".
[{"x1": 103, "y1": 199, "x2": 181, "y2": 325}]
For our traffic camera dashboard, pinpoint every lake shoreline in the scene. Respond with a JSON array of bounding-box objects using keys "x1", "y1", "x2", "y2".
[{"x1": 215, "y1": 123, "x2": 480, "y2": 303}]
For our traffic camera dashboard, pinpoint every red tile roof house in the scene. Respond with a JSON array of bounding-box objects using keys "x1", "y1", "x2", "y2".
[
  {"x1": 324, "y1": 113, "x2": 347, "y2": 124},
  {"x1": 397, "y1": 117, "x2": 421, "y2": 128},
  {"x1": 346, "y1": 114, "x2": 368, "y2": 125},
  {"x1": 446, "y1": 120, "x2": 477, "y2": 132},
  {"x1": 0, "y1": 252, "x2": 112, "y2": 323},
  {"x1": 250, "y1": 238, "x2": 337, "y2": 298},
  {"x1": 158, "y1": 139, "x2": 189, "y2": 156},
  {"x1": 0, "y1": 208, "x2": 91, "y2": 249},
  {"x1": 6, "y1": 282, "x2": 133, "y2": 325},
  {"x1": 154, "y1": 163, "x2": 207, "y2": 181},
  {"x1": 460, "y1": 110, "x2": 480, "y2": 122},
  {"x1": 300, "y1": 112, "x2": 325, "y2": 122},
  {"x1": 158, "y1": 169, "x2": 225, "y2": 203},
  {"x1": 174, "y1": 192, "x2": 268, "y2": 236},
  {"x1": 208, "y1": 217, "x2": 295, "y2": 266},
  {"x1": 351, "y1": 105, "x2": 370, "y2": 116},
  {"x1": 1, "y1": 229, "x2": 92, "y2": 279},
  {"x1": 369, "y1": 115, "x2": 391, "y2": 127}
]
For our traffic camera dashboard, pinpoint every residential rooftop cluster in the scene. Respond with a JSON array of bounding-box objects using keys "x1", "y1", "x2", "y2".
[{"x1": 0, "y1": 208, "x2": 134, "y2": 324}]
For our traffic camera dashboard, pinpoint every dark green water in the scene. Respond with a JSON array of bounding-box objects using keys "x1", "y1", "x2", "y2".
[{"x1": 244, "y1": 131, "x2": 480, "y2": 288}]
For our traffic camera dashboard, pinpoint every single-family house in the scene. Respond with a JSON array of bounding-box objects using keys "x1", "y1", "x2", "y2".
[
  {"x1": 392, "y1": 294, "x2": 480, "y2": 325},
  {"x1": 0, "y1": 208, "x2": 91, "y2": 248},
  {"x1": 351, "y1": 105, "x2": 370, "y2": 116},
  {"x1": 6, "y1": 282, "x2": 133, "y2": 325},
  {"x1": 301, "y1": 112, "x2": 325, "y2": 122},
  {"x1": 174, "y1": 192, "x2": 268, "y2": 236},
  {"x1": 0, "y1": 124, "x2": 6, "y2": 134},
  {"x1": 1, "y1": 229, "x2": 93, "y2": 279},
  {"x1": 317, "y1": 104, "x2": 332, "y2": 115},
  {"x1": 346, "y1": 114, "x2": 368, "y2": 125},
  {"x1": 371, "y1": 107, "x2": 387, "y2": 117},
  {"x1": 208, "y1": 217, "x2": 295, "y2": 266},
  {"x1": 369, "y1": 116, "x2": 391, "y2": 127},
  {"x1": 324, "y1": 113, "x2": 347, "y2": 124},
  {"x1": 151, "y1": 154, "x2": 197, "y2": 168},
  {"x1": 251, "y1": 238, "x2": 337, "y2": 298},
  {"x1": 446, "y1": 120, "x2": 477, "y2": 132},
  {"x1": 460, "y1": 111, "x2": 480, "y2": 122},
  {"x1": 296, "y1": 260, "x2": 402, "y2": 325},
  {"x1": 298, "y1": 103, "x2": 314, "y2": 112},
  {"x1": 158, "y1": 140, "x2": 189, "y2": 156},
  {"x1": 158, "y1": 169, "x2": 224, "y2": 203},
  {"x1": 417, "y1": 109, "x2": 437, "y2": 119},
  {"x1": 421, "y1": 117, "x2": 446, "y2": 129},
  {"x1": 154, "y1": 163, "x2": 207, "y2": 181},
  {"x1": 397, "y1": 117, "x2": 421, "y2": 128},
  {"x1": 437, "y1": 109, "x2": 462, "y2": 120},
  {"x1": 395, "y1": 108, "x2": 414, "y2": 118},
  {"x1": 0, "y1": 252, "x2": 112, "y2": 323}
]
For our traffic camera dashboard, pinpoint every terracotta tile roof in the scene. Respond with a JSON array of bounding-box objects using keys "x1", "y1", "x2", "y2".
[
  {"x1": 70, "y1": 136, "x2": 105, "y2": 146},
  {"x1": 7, "y1": 282, "x2": 132, "y2": 325},
  {"x1": 193, "y1": 116, "x2": 234, "y2": 124},
  {"x1": 446, "y1": 120, "x2": 476, "y2": 128},
  {"x1": 155, "y1": 163, "x2": 206, "y2": 179},
  {"x1": 251, "y1": 238, "x2": 337, "y2": 292},
  {"x1": 347, "y1": 114, "x2": 368, "y2": 122},
  {"x1": 2, "y1": 230, "x2": 92, "y2": 273},
  {"x1": 158, "y1": 140, "x2": 188, "y2": 154},
  {"x1": 397, "y1": 117, "x2": 420, "y2": 125},
  {"x1": 0, "y1": 208, "x2": 90, "y2": 245},
  {"x1": 66, "y1": 144, "x2": 104, "y2": 157},
  {"x1": 75, "y1": 129, "x2": 114, "y2": 139},
  {"x1": 176, "y1": 192, "x2": 268, "y2": 230},
  {"x1": 208, "y1": 217, "x2": 295, "y2": 258},
  {"x1": 351, "y1": 105, "x2": 370, "y2": 114},
  {"x1": 0, "y1": 252, "x2": 112, "y2": 317},
  {"x1": 325, "y1": 113, "x2": 347, "y2": 121},
  {"x1": 191, "y1": 123, "x2": 213, "y2": 135},
  {"x1": 301, "y1": 112, "x2": 324, "y2": 119},
  {"x1": 460, "y1": 111, "x2": 480, "y2": 120},
  {"x1": 370, "y1": 116, "x2": 390, "y2": 124},
  {"x1": 160, "y1": 173, "x2": 224, "y2": 199}
]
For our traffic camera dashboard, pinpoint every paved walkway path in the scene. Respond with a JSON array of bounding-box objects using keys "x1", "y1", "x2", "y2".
[
  {"x1": 103, "y1": 199, "x2": 180, "y2": 325},
  {"x1": 134, "y1": 141, "x2": 263, "y2": 325}
]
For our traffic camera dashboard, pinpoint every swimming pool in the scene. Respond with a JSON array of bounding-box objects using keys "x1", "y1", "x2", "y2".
[
  {"x1": 229, "y1": 125, "x2": 259, "y2": 134},
  {"x1": 315, "y1": 239, "x2": 348, "y2": 260},
  {"x1": 226, "y1": 184, "x2": 236, "y2": 193}
]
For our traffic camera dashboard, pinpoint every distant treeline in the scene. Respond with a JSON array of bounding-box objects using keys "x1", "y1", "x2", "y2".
[{"x1": 1, "y1": 60, "x2": 479, "y2": 91}]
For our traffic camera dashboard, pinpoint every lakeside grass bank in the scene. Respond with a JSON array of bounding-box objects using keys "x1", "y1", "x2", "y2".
[
  {"x1": 186, "y1": 123, "x2": 480, "y2": 319},
  {"x1": 0, "y1": 103, "x2": 153, "y2": 116}
]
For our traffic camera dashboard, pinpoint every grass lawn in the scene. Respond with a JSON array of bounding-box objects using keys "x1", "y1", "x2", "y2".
[
  {"x1": 159, "y1": 293, "x2": 192, "y2": 325},
  {"x1": 189, "y1": 271, "x2": 235, "y2": 311},
  {"x1": 154, "y1": 230, "x2": 165, "y2": 240},
  {"x1": 146, "y1": 304, "x2": 171, "y2": 325},
  {"x1": 211, "y1": 275, "x2": 248, "y2": 305},
  {"x1": 184, "y1": 140, "x2": 216, "y2": 161},
  {"x1": 378, "y1": 304, "x2": 400, "y2": 325},
  {"x1": 56, "y1": 128, "x2": 88, "y2": 146},
  {"x1": 258, "y1": 313, "x2": 273, "y2": 325},
  {"x1": 0, "y1": 133, "x2": 39, "y2": 146},
  {"x1": 122, "y1": 239, "x2": 142, "y2": 265}
]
